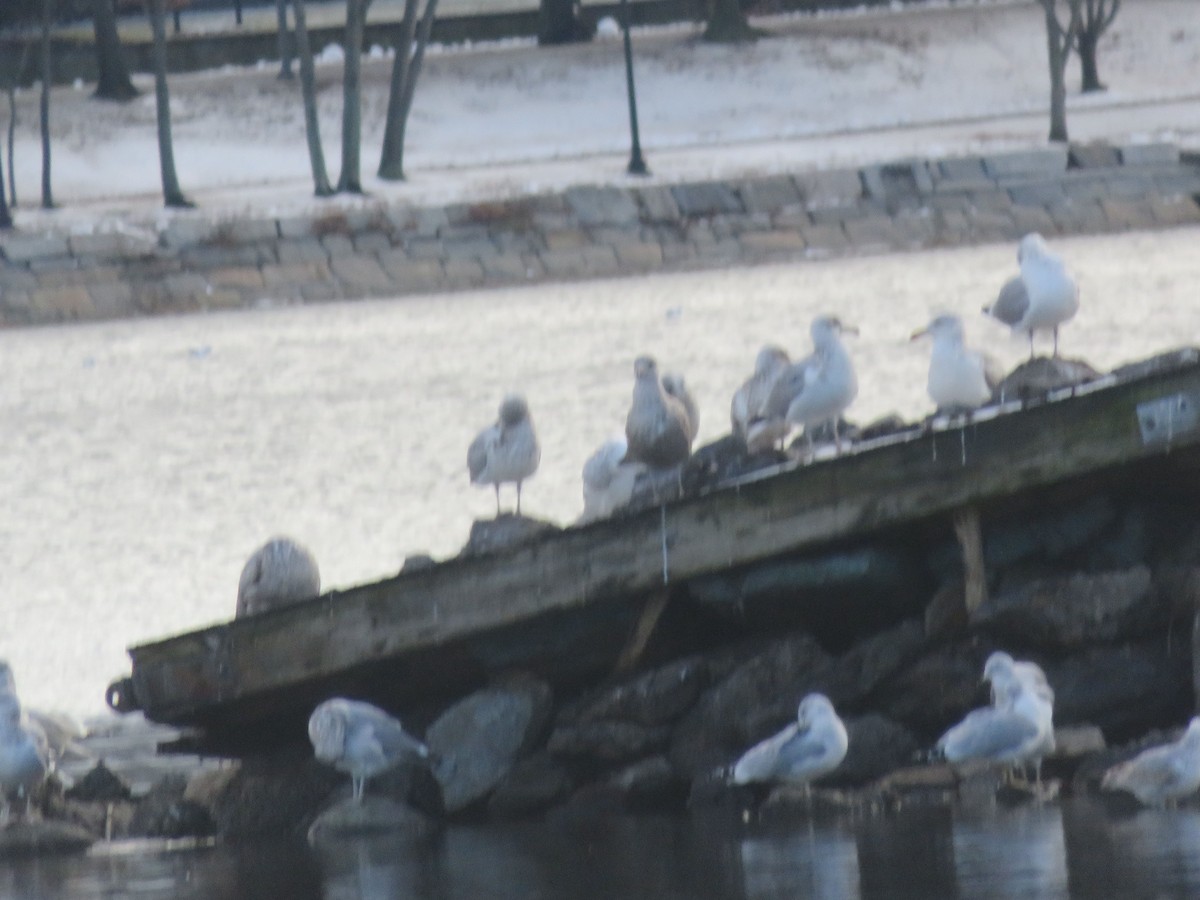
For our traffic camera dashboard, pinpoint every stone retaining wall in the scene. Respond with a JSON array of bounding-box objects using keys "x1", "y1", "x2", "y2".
[{"x1": 2, "y1": 142, "x2": 1199, "y2": 328}]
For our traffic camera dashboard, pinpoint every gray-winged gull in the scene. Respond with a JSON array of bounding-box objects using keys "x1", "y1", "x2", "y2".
[
  {"x1": 731, "y1": 345, "x2": 791, "y2": 454},
  {"x1": 730, "y1": 693, "x2": 848, "y2": 789},
  {"x1": 662, "y1": 373, "x2": 700, "y2": 445},
  {"x1": 983, "y1": 233, "x2": 1079, "y2": 358},
  {"x1": 308, "y1": 698, "x2": 430, "y2": 803},
  {"x1": 624, "y1": 356, "x2": 694, "y2": 469},
  {"x1": 236, "y1": 536, "x2": 321, "y2": 618},
  {"x1": 911, "y1": 313, "x2": 1005, "y2": 413},
  {"x1": 936, "y1": 652, "x2": 1054, "y2": 780},
  {"x1": 1101, "y1": 718, "x2": 1200, "y2": 806},
  {"x1": 580, "y1": 436, "x2": 645, "y2": 523},
  {"x1": 468, "y1": 393, "x2": 541, "y2": 517},
  {"x1": 763, "y1": 316, "x2": 859, "y2": 456},
  {"x1": 0, "y1": 692, "x2": 48, "y2": 824}
]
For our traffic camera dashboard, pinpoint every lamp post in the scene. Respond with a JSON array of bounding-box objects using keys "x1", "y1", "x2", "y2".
[{"x1": 618, "y1": 0, "x2": 649, "y2": 175}]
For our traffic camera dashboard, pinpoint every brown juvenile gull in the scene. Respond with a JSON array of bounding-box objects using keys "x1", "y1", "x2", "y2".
[
  {"x1": 983, "y1": 232, "x2": 1080, "y2": 358},
  {"x1": 308, "y1": 698, "x2": 430, "y2": 804},
  {"x1": 236, "y1": 536, "x2": 321, "y2": 618},
  {"x1": 468, "y1": 393, "x2": 541, "y2": 517},
  {"x1": 624, "y1": 356, "x2": 694, "y2": 469},
  {"x1": 661, "y1": 373, "x2": 700, "y2": 445},
  {"x1": 731, "y1": 344, "x2": 791, "y2": 454},
  {"x1": 911, "y1": 313, "x2": 1005, "y2": 413},
  {"x1": 1101, "y1": 718, "x2": 1200, "y2": 807},
  {"x1": 730, "y1": 693, "x2": 848, "y2": 789},
  {"x1": 763, "y1": 315, "x2": 859, "y2": 456}
]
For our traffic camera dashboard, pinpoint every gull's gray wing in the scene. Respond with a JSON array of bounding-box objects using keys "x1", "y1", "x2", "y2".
[
  {"x1": 940, "y1": 707, "x2": 1038, "y2": 762},
  {"x1": 987, "y1": 276, "x2": 1029, "y2": 327},
  {"x1": 763, "y1": 357, "x2": 811, "y2": 421}
]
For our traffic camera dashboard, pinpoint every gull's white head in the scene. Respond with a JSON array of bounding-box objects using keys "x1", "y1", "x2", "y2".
[
  {"x1": 811, "y1": 315, "x2": 857, "y2": 347},
  {"x1": 910, "y1": 313, "x2": 966, "y2": 345},
  {"x1": 797, "y1": 692, "x2": 836, "y2": 725},
  {"x1": 1018, "y1": 232, "x2": 1049, "y2": 264},
  {"x1": 633, "y1": 355, "x2": 659, "y2": 382},
  {"x1": 1184, "y1": 718, "x2": 1200, "y2": 743},
  {"x1": 754, "y1": 345, "x2": 790, "y2": 377},
  {"x1": 982, "y1": 651, "x2": 1018, "y2": 687},
  {"x1": 499, "y1": 393, "x2": 531, "y2": 427},
  {"x1": 308, "y1": 701, "x2": 347, "y2": 764}
]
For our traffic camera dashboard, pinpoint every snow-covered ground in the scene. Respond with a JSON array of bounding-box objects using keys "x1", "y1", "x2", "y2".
[{"x1": 6, "y1": 0, "x2": 1200, "y2": 234}]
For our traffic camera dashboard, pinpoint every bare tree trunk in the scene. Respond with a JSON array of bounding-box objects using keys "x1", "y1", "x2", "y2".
[
  {"x1": 1075, "y1": 0, "x2": 1119, "y2": 93},
  {"x1": 275, "y1": 0, "x2": 294, "y2": 79},
  {"x1": 336, "y1": 0, "x2": 367, "y2": 194},
  {"x1": 1038, "y1": 0, "x2": 1080, "y2": 143},
  {"x1": 7, "y1": 77, "x2": 20, "y2": 209},
  {"x1": 0, "y1": 141, "x2": 11, "y2": 229},
  {"x1": 291, "y1": 0, "x2": 333, "y2": 196},
  {"x1": 39, "y1": 0, "x2": 54, "y2": 209},
  {"x1": 378, "y1": 0, "x2": 438, "y2": 180},
  {"x1": 92, "y1": 0, "x2": 139, "y2": 100},
  {"x1": 147, "y1": 0, "x2": 191, "y2": 207},
  {"x1": 703, "y1": 0, "x2": 758, "y2": 43}
]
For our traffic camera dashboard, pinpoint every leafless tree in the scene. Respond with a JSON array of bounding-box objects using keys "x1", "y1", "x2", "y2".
[
  {"x1": 290, "y1": 0, "x2": 333, "y2": 195},
  {"x1": 1073, "y1": 0, "x2": 1119, "y2": 92},
  {"x1": 1037, "y1": 0, "x2": 1082, "y2": 143},
  {"x1": 336, "y1": 0, "x2": 369, "y2": 193},
  {"x1": 274, "y1": 0, "x2": 294, "y2": 80},
  {"x1": 92, "y1": 0, "x2": 139, "y2": 100},
  {"x1": 0, "y1": 141, "x2": 11, "y2": 228},
  {"x1": 39, "y1": 0, "x2": 54, "y2": 208},
  {"x1": 147, "y1": 0, "x2": 191, "y2": 206},
  {"x1": 377, "y1": 0, "x2": 438, "y2": 181}
]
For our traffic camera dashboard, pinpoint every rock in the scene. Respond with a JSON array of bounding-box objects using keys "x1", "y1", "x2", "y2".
[
  {"x1": 0, "y1": 820, "x2": 95, "y2": 858},
  {"x1": 679, "y1": 434, "x2": 787, "y2": 496},
  {"x1": 607, "y1": 756, "x2": 683, "y2": 808},
  {"x1": 210, "y1": 744, "x2": 342, "y2": 838},
  {"x1": 992, "y1": 356, "x2": 1101, "y2": 403},
  {"x1": 687, "y1": 544, "x2": 930, "y2": 647},
  {"x1": 828, "y1": 619, "x2": 927, "y2": 701},
  {"x1": 548, "y1": 721, "x2": 672, "y2": 764},
  {"x1": 972, "y1": 566, "x2": 1165, "y2": 648},
  {"x1": 427, "y1": 677, "x2": 553, "y2": 813},
  {"x1": 399, "y1": 553, "x2": 437, "y2": 573},
  {"x1": 128, "y1": 774, "x2": 215, "y2": 839},
  {"x1": 856, "y1": 414, "x2": 913, "y2": 442},
  {"x1": 307, "y1": 796, "x2": 437, "y2": 843},
  {"x1": 1050, "y1": 725, "x2": 1106, "y2": 759},
  {"x1": 874, "y1": 643, "x2": 991, "y2": 740},
  {"x1": 1048, "y1": 639, "x2": 1192, "y2": 742},
  {"x1": 924, "y1": 581, "x2": 968, "y2": 641},
  {"x1": 668, "y1": 632, "x2": 834, "y2": 778},
  {"x1": 826, "y1": 715, "x2": 921, "y2": 788},
  {"x1": 184, "y1": 765, "x2": 240, "y2": 811},
  {"x1": 559, "y1": 657, "x2": 708, "y2": 728},
  {"x1": 460, "y1": 515, "x2": 559, "y2": 557},
  {"x1": 487, "y1": 754, "x2": 573, "y2": 819},
  {"x1": 64, "y1": 760, "x2": 132, "y2": 803}
]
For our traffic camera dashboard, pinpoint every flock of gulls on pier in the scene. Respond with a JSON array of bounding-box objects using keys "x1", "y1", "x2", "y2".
[{"x1": 0, "y1": 231, "x2": 1192, "y2": 826}]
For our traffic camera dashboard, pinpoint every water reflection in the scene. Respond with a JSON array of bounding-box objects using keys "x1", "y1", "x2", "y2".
[{"x1": 10, "y1": 800, "x2": 1200, "y2": 898}]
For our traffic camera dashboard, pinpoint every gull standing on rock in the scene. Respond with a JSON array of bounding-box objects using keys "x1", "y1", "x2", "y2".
[
  {"x1": 731, "y1": 345, "x2": 791, "y2": 454},
  {"x1": 730, "y1": 693, "x2": 848, "y2": 790},
  {"x1": 624, "y1": 356, "x2": 695, "y2": 469},
  {"x1": 1101, "y1": 718, "x2": 1200, "y2": 807},
  {"x1": 308, "y1": 698, "x2": 431, "y2": 804},
  {"x1": 763, "y1": 316, "x2": 859, "y2": 456},
  {"x1": 580, "y1": 436, "x2": 644, "y2": 523},
  {"x1": 983, "y1": 232, "x2": 1079, "y2": 358},
  {"x1": 468, "y1": 393, "x2": 541, "y2": 517},
  {"x1": 911, "y1": 313, "x2": 1004, "y2": 413},
  {"x1": 0, "y1": 692, "x2": 48, "y2": 824}
]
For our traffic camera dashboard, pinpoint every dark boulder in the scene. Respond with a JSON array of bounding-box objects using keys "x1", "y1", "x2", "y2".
[
  {"x1": 427, "y1": 677, "x2": 554, "y2": 814},
  {"x1": 129, "y1": 774, "x2": 215, "y2": 839},
  {"x1": 209, "y1": 744, "x2": 342, "y2": 838},
  {"x1": 65, "y1": 760, "x2": 132, "y2": 803},
  {"x1": 548, "y1": 721, "x2": 672, "y2": 764},
  {"x1": 307, "y1": 796, "x2": 438, "y2": 842},
  {"x1": 873, "y1": 642, "x2": 991, "y2": 740},
  {"x1": 487, "y1": 753, "x2": 574, "y2": 819},
  {"x1": 460, "y1": 515, "x2": 560, "y2": 557},
  {"x1": 992, "y1": 356, "x2": 1101, "y2": 403},
  {"x1": 557, "y1": 656, "x2": 708, "y2": 728},
  {"x1": 825, "y1": 715, "x2": 922, "y2": 788},
  {"x1": 608, "y1": 756, "x2": 685, "y2": 809}
]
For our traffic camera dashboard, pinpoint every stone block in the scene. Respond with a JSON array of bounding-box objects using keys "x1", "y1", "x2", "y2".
[
  {"x1": 0, "y1": 234, "x2": 70, "y2": 263},
  {"x1": 1100, "y1": 197, "x2": 1157, "y2": 230},
  {"x1": 88, "y1": 282, "x2": 136, "y2": 319},
  {"x1": 1154, "y1": 171, "x2": 1200, "y2": 197},
  {"x1": 320, "y1": 234, "x2": 356, "y2": 257},
  {"x1": 276, "y1": 239, "x2": 328, "y2": 264},
  {"x1": 843, "y1": 215, "x2": 907, "y2": 249},
  {"x1": 224, "y1": 218, "x2": 279, "y2": 243},
  {"x1": 442, "y1": 258, "x2": 485, "y2": 288},
  {"x1": 671, "y1": 182, "x2": 743, "y2": 217},
  {"x1": 380, "y1": 257, "x2": 443, "y2": 291},
  {"x1": 861, "y1": 159, "x2": 934, "y2": 202},
  {"x1": 1008, "y1": 181, "x2": 1066, "y2": 207},
  {"x1": 30, "y1": 285, "x2": 93, "y2": 319},
  {"x1": 403, "y1": 237, "x2": 445, "y2": 259},
  {"x1": 1009, "y1": 205, "x2": 1058, "y2": 236},
  {"x1": 180, "y1": 244, "x2": 261, "y2": 268},
  {"x1": 442, "y1": 236, "x2": 499, "y2": 259},
  {"x1": 799, "y1": 223, "x2": 850, "y2": 256},
  {"x1": 159, "y1": 219, "x2": 216, "y2": 249},
  {"x1": 539, "y1": 245, "x2": 618, "y2": 278},
  {"x1": 634, "y1": 186, "x2": 680, "y2": 222},
  {"x1": 208, "y1": 266, "x2": 265, "y2": 289},
  {"x1": 352, "y1": 231, "x2": 393, "y2": 254},
  {"x1": 479, "y1": 254, "x2": 536, "y2": 281},
  {"x1": 543, "y1": 229, "x2": 589, "y2": 251},
  {"x1": 966, "y1": 208, "x2": 1017, "y2": 241},
  {"x1": 1119, "y1": 142, "x2": 1180, "y2": 166},
  {"x1": 329, "y1": 256, "x2": 393, "y2": 292},
  {"x1": 1068, "y1": 143, "x2": 1121, "y2": 169},
  {"x1": 67, "y1": 232, "x2": 131, "y2": 259},
  {"x1": 809, "y1": 204, "x2": 870, "y2": 225},
  {"x1": 982, "y1": 147, "x2": 1068, "y2": 179},
  {"x1": 1046, "y1": 199, "x2": 1108, "y2": 233},
  {"x1": 1150, "y1": 195, "x2": 1200, "y2": 225},
  {"x1": 1060, "y1": 173, "x2": 1114, "y2": 202},
  {"x1": 737, "y1": 176, "x2": 803, "y2": 214},
  {"x1": 935, "y1": 156, "x2": 990, "y2": 185},
  {"x1": 738, "y1": 230, "x2": 806, "y2": 257},
  {"x1": 565, "y1": 186, "x2": 640, "y2": 227},
  {"x1": 796, "y1": 168, "x2": 864, "y2": 208},
  {"x1": 611, "y1": 241, "x2": 663, "y2": 271},
  {"x1": 0, "y1": 267, "x2": 37, "y2": 290},
  {"x1": 261, "y1": 261, "x2": 331, "y2": 288}
]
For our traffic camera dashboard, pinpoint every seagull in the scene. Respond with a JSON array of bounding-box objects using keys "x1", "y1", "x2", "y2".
[
  {"x1": 308, "y1": 698, "x2": 431, "y2": 804},
  {"x1": 935, "y1": 652, "x2": 1054, "y2": 782},
  {"x1": 731, "y1": 345, "x2": 791, "y2": 454},
  {"x1": 580, "y1": 436, "x2": 644, "y2": 523},
  {"x1": 624, "y1": 356, "x2": 694, "y2": 469},
  {"x1": 1101, "y1": 718, "x2": 1200, "y2": 807},
  {"x1": 661, "y1": 373, "x2": 700, "y2": 445},
  {"x1": 730, "y1": 693, "x2": 849, "y2": 790},
  {"x1": 983, "y1": 233, "x2": 1079, "y2": 358},
  {"x1": 236, "y1": 536, "x2": 321, "y2": 618},
  {"x1": 468, "y1": 393, "x2": 541, "y2": 517},
  {"x1": 0, "y1": 693, "x2": 48, "y2": 825},
  {"x1": 763, "y1": 316, "x2": 859, "y2": 456},
  {"x1": 911, "y1": 313, "x2": 1004, "y2": 413}
]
